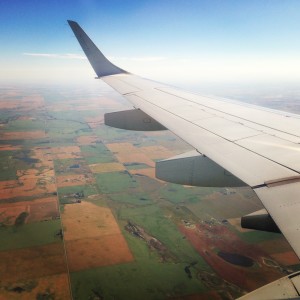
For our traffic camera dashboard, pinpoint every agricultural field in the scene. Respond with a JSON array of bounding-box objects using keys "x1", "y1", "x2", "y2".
[{"x1": 0, "y1": 85, "x2": 299, "y2": 300}]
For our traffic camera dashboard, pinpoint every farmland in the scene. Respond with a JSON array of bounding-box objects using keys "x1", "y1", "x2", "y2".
[{"x1": 0, "y1": 85, "x2": 298, "y2": 300}]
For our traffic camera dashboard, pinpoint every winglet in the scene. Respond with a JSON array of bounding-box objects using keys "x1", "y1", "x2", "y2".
[{"x1": 67, "y1": 20, "x2": 127, "y2": 77}]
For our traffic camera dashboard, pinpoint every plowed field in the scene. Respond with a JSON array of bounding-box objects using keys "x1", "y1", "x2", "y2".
[
  {"x1": 0, "y1": 169, "x2": 56, "y2": 200},
  {"x1": 62, "y1": 201, "x2": 133, "y2": 271},
  {"x1": 0, "y1": 131, "x2": 46, "y2": 140},
  {"x1": 0, "y1": 243, "x2": 67, "y2": 284}
]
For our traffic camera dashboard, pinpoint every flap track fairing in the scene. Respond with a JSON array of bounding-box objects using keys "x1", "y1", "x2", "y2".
[
  {"x1": 156, "y1": 150, "x2": 246, "y2": 187},
  {"x1": 104, "y1": 109, "x2": 166, "y2": 131}
]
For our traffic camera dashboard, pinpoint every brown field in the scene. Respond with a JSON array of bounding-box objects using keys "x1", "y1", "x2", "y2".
[
  {"x1": 130, "y1": 168, "x2": 159, "y2": 180},
  {"x1": 0, "y1": 147, "x2": 56, "y2": 200},
  {"x1": 258, "y1": 239, "x2": 294, "y2": 255},
  {"x1": 51, "y1": 146, "x2": 81, "y2": 160},
  {"x1": 62, "y1": 201, "x2": 133, "y2": 270},
  {"x1": 66, "y1": 235, "x2": 133, "y2": 272},
  {"x1": 271, "y1": 251, "x2": 300, "y2": 266},
  {"x1": 0, "y1": 169, "x2": 56, "y2": 200},
  {"x1": 90, "y1": 96, "x2": 125, "y2": 107},
  {"x1": 56, "y1": 174, "x2": 95, "y2": 188},
  {"x1": 0, "y1": 131, "x2": 46, "y2": 140},
  {"x1": 106, "y1": 143, "x2": 155, "y2": 167},
  {"x1": 21, "y1": 95, "x2": 45, "y2": 109},
  {"x1": 140, "y1": 145, "x2": 173, "y2": 159},
  {"x1": 89, "y1": 162, "x2": 125, "y2": 173},
  {"x1": 0, "y1": 273, "x2": 71, "y2": 300},
  {"x1": 62, "y1": 201, "x2": 121, "y2": 240},
  {"x1": 0, "y1": 90, "x2": 20, "y2": 97},
  {"x1": 0, "y1": 243, "x2": 67, "y2": 284},
  {"x1": 85, "y1": 115, "x2": 104, "y2": 128},
  {"x1": 45, "y1": 103, "x2": 73, "y2": 112},
  {"x1": 76, "y1": 135, "x2": 100, "y2": 145},
  {"x1": 0, "y1": 203, "x2": 27, "y2": 225},
  {"x1": 0, "y1": 101, "x2": 20, "y2": 110},
  {"x1": 32, "y1": 147, "x2": 54, "y2": 169},
  {"x1": 17, "y1": 168, "x2": 55, "y2": 185},
  {"x1": 81, "y1": 97, "x2": 125, "y2": 110},
  {"x1": 179, "y1": 223, "x2": 284, "y2": 292},
  {"x1": 0, "y1": 145, "x2": 22, "y2": 151},
  {"x1": 16, "y1": 116, "x2": 35, "y2": 121},
  {"x1": 116, "y1": 153, "x2": 155, "y2": 167},
  {"x1": 27, "y1": 197, "x2": 59, "y2": 223},
  {"x1": 28, "y1": 200, "x2": 58, "y2": 220},
  {"x1": 0, "y1": 94, "x2": 44, "y2": 111},
  {"x1": 0, "y1": 91, "x2": 44, "y2": 111},
  {"x1": 0, "y1": 196, "x2": 57, "y2": 212},
  {"x1": 144, "y1": 131, "x2": 169, "y2": 137},
  {"x1": 106, "y1": 142, "x2": 136, "y2": 153}
]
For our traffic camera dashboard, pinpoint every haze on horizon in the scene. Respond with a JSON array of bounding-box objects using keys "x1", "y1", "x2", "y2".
[{"x1": 1, "y1": 0, "x2": 300, "y2": 93}]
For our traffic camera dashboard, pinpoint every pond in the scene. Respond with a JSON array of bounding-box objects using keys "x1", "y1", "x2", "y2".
[{"x1": 218, "y1": 251, "x2": 254, "y2": 267}]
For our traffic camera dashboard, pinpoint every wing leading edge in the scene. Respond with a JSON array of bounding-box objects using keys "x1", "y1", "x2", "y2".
[{"x1": 68, "y1": 20, "x2": 300, "y2": 298}]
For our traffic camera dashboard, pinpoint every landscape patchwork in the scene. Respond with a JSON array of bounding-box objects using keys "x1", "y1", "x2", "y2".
[{"x1": 0, "y1": 84, "x2": 299, "y2": 299}]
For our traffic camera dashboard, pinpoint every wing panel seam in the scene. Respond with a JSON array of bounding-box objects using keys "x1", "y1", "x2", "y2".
[
  {"x1": 155, "y1": 87, "x2": 300, "y2": 140},
  {"x1": 129, "y1": 93, "x2": 300, "y2": 177}
]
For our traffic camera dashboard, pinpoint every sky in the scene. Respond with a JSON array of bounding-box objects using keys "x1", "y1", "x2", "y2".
[{"x1": 2, "y1": 0, "x2": 300, "y2": 90}]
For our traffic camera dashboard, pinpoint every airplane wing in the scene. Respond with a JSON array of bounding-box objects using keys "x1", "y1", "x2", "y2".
[{"x1": 68, "y1": 20, "x2": 300, "y2": 298}]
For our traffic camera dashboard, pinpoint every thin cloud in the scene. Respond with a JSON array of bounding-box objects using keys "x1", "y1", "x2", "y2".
[
  {"x1": 23, "y1": 53, "x2": 87, "y2": 60},
  {"x1": 109, "y1": 56, "x2": 166, "y2": 62},
  {"x1": 23, "y1": 53, "x2": 166, "y2": 62}
]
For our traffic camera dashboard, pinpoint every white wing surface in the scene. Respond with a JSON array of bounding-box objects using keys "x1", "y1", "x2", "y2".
[{"x1": 68, "y1": 21, "x2": 300, "y2": 264}]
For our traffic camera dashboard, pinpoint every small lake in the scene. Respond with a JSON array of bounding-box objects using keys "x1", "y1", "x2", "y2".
[{"x1": 218, "y1": 251, "x2": 254, "y2": 267}]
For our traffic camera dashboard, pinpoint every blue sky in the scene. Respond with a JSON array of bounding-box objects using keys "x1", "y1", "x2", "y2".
[{"x1": 2, "y1": 0, "x2": 300, "y2": 88}]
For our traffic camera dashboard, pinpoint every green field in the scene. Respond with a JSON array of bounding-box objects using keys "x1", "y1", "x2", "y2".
[
  {"x1": 109, "y1": 193, "x2": 153, "y2": 206},
  {"x1": 53, "y1": 158, "x2": 90, "y2": 175},
  {"x1": 94, "y1": 126, "x2": 138, "y2": 142},
  {"x1": 48, "y1": 110, "x2": 94, "y2": 123},
  {"x1": 4, "y1": 119, "x2": 45, "y2": 132},
  {"x1": 160, "y1": 183, "x2": 214, "y2": 204},
  {"x1": 46, "y1": 119, "x2": 90, "y2": 139},
  {"x1": 42, "y1": 90, "x2": 67, "y2": 103},
  {"x1": 95, "y1": 171, "x2": 138, "y2": 193},
  {"x1": 0, "y1": 150, "x2": 37, "y2": 180},
  {"x1": 0, "y1": 220, "x2": 62, "y2": 251},
  {"x1": 71, "y1": 260, "x2": 207, "y2": 300},
  {"x1": 80, "y1": 143, "x2": 116, "y2": 164},
  {"x1": 116, "y1": 204, "x2": 208, "y2": 264},
  {"x1": 124, "y1": 162, "x2": 151, "y2": 170},
  {"x1": 232, "y1": 225, "x2": 282, "y2": 244}
]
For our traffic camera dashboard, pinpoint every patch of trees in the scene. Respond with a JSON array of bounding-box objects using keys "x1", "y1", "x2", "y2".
[{"x1": 14, "y1": 211, "x2": 29, "y2": 226}]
